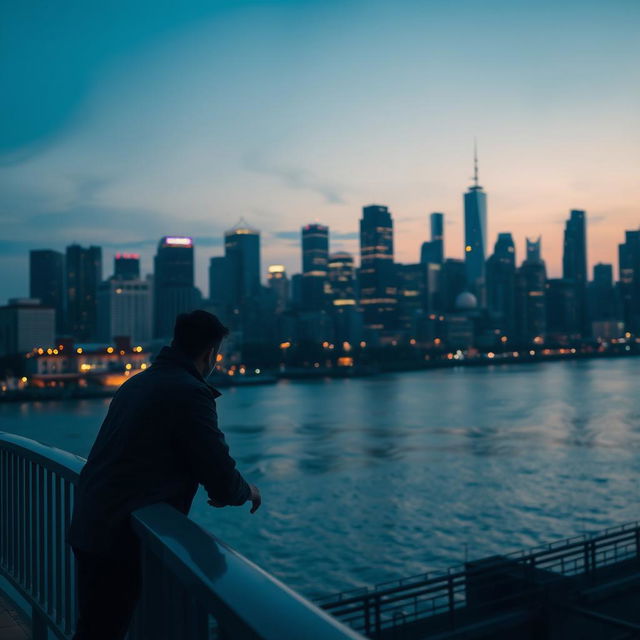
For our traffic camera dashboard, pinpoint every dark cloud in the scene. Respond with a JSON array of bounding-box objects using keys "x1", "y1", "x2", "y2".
[
  {"x1": 332, "y1": 231, "x2": 358, "y2": 240},
  {"x1": 273, "y1": 230, "x2": 300, "y2": 240},
  {"x1": 242, "y1": 154, "x2": 347, "y2": 205}
]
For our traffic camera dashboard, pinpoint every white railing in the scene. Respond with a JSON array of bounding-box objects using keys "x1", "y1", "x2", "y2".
[{"x1": 0, "y1": 431, "x2": 364, "y2": 640}]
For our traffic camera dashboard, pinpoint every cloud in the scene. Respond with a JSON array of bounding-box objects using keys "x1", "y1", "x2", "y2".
[
  {"x1": 332, "y1": 231, "x2": 358, "y2": 240},
  {"x1": 273, "y1": 231, "x2": 299, "y2": 240},
  {"x1": 242, "y1": 154, "x2": 347, "y2": 205}
]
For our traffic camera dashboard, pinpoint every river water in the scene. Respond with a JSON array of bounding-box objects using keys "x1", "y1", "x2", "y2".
[{"x1": 2, "y1": 357, "x2": 640, "y2": 599}]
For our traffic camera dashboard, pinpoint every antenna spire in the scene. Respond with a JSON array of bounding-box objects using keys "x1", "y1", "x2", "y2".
[{"x1": 473, "y1": 139, "x2": 479, "y2": 187}]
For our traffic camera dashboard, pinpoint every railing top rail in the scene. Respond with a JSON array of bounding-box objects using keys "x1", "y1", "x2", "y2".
[
  {"x1": 132, "y1": 503, "x2": 364, "y2": 640},
  {"x1": 319, "y1": 521, "x2": 640, "y2": 606},
  {"x1": 0, "y1": 430, "x2": 84, "y2": 480}
]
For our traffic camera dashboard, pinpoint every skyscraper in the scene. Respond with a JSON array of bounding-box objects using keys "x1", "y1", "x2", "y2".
[
  {"x1": 114, "y1": 253, "x2": 140, "y2": 280},
  {"x1": 153, "y1": 236, "x2": 196, "y2": 339},
  {"x1": 618, "y1": 229, "x2": 640, "y2": 333},
  {"x1": 396, "y1": 263, "x2": 430, "y2": 333},
  {"x1": 440, "y1": 259, "x2": 466, "y2": 312},
  {"x1": 464, "y1": 147, "x2": 487, "y2": 304},
  {"x1": 486, "y1": 233, "x2": 516, "y2": 336},
  {"x1": 588, "y1": 263, "x2": 616, "y2": 323},
  {"x1": 515, "y1": 238, "x2": 547, "y2": 344},
  {"x1": 328, "y1": 252, "x2": 357, "y2": 306},
  {"x1": 301, "y1": 223, "x2": 329, "y2": 310},
  {"x1": 30, "y1": 249, "x2": 65, "y2": 333},
  {"x1": 209, "y1": 256, "x2": 230, "y2": 310},
  {"x1": 66, "y1": 244, "x2": 102, "y2": 340},
  {"x1": 359, "y1": 204, "x2": 398, "y2": 331},
  {"x1": 546, "y1": 279, "x2": 579, "y2": 341},
  {"x1": 97, "y1": 278, "x2": 152, "y2": 344},
  {"x1": 224, "y1": 220, "x2": 261, "y2": 310},
  {"x1": 267, "y1": 265, "x2": 290, "y2": 314},
  {"x1": 562, "y1": 209, "x2": 588, "y2": 335},
  {"x1": 420, "y1": 212, "x2": 444, "y2": 265}
]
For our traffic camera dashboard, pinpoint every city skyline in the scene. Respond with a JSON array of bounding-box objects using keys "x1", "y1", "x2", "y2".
[
  {"x1": 1, "y1": 0, "x2": 639, "y2": 300},
  {"x1": 4, "y1": 196, "x2": 639, "y2": 305}
]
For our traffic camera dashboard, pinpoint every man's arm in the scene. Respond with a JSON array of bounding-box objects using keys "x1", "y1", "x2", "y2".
[{"x1": 179, "y1": 387, "x2": 251, "y2": 506}]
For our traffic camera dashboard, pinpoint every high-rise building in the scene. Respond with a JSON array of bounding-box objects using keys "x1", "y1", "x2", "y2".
[
  {"x1": 328, "y1": 252, "x2": 357, "y2": 306},
  {"x1": 420, "y1": 212, "x2": 444, "y2": 265},
  {"x1": 618, "y1": 229, "x2": 640, "y2": 333},
  {"x1": 290, "y1": 274, "x2": 303, "y2": 310},
  {"x1": 562, "y1": 209, "x2": 588, "y2": 335},
  {"x1": 396, "y1": 263, "x2": 430, "y2": 333},
  {"x1": 97, "y1": 278, "x2": 152, "y2": 344},
  {"x1": 114, "y1": 253, "x2": 140, "y2": 280},
  {"x1": 66, "y1": 244, "x2": 102, "y2": 340},
  {"x1": 526, "y1": 236, "x2": 542, "y2": 262},
  {"x1": 515, "y1": 238, "x2": 547, "y2": 344},
  {"x1": 224, "y1": 220, "x2": 261, "y2": 310},
  {"x1": 327, "y1": 252, "x2": 361, "y2": 344},
  {"x1": 153, "y1": 236, "x2": 196, "y2": 339},
  {"x1": 30, "y1": 249, "x2": 65, "y2": 333},
  {"x1": 301, "y1": 223, "x2": 329, "y2": 310},
  {"x1": 0, "y1": 298, "x2": 55, "y2": 357},
  {"x1": 359, "y1": 204, "x2": 398, "y2": 331},
  {"x1": 546, "y1": 279, "x2": 579, "y2": 341},
  {"x1": 267, "y1": 265, "x2": 290, "y2": 314},
  {"x1": 486, "y1": 233, "x2": 516, "y2": 336},
  {"x1": 464, "y1": 148, "x2": 487, "y2": 304},
  {"x1": 588, "y1": 263, "x2": 616, "y2": 324},
  {"x1": 439, "y1": 259, "x2": 466, "y2": 312},
  {"x1": 209, "y1": 256, "x2": 230, "y2": 309}
]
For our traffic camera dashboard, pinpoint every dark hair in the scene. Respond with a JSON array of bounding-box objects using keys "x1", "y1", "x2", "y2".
[{"x1": 172, "y1": 310, "x2": 229, "y2": 358}]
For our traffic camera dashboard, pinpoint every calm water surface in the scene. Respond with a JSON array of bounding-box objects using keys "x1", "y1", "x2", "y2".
[{"x1": 2, "y1": 358, "x2": 640, "y2": 599}]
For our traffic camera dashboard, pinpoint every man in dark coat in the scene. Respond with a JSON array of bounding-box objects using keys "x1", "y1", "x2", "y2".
[{"x1": 67, "y1": 310, "x2": 261, "y2": 640}]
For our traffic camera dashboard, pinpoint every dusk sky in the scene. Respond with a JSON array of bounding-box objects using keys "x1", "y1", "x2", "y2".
[{"x1": 2, "y1": 0, "x2": 639, "y2": 301}]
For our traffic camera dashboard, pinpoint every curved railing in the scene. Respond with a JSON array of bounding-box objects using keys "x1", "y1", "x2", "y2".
[{"x1": 0, "y1": 431, "x2": 364, "y2": 640}]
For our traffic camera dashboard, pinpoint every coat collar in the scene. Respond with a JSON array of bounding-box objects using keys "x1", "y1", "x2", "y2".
[{"x1": 153, "y1": 345, "x2": 222, "y2": 398}]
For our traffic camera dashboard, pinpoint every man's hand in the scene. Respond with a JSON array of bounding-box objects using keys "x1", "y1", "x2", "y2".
[
  {"x1": 207, "y1": 483, "x2": 261, "y2": 513},
  {"x1": 248, "y1": 483, "x2": 261, "y2": 514}
]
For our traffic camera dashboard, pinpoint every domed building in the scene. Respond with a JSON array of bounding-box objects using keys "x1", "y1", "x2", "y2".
[{"x1": 454, "y1": 291, "x2": 478, "y2": 311}]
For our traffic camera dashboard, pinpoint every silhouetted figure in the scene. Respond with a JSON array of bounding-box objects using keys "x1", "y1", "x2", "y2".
[{"x1": 67, "y1": 310, "x2": 261, "y2": 640}]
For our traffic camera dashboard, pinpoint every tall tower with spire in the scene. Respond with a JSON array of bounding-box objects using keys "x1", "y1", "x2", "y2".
[{"x1": 463, "y1": 142, "x2": 488, "y2": 305}]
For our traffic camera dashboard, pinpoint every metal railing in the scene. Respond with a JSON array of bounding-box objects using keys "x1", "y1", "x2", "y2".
[
  {"x1": 0, "y1": 431, "x2": 364, "y2": 639},
  {"x1": 316, "y1": 521, "x2": 640, "y2": 638}
]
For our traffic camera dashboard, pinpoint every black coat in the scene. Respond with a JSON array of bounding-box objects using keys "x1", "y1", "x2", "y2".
[{"x1": 67, "y1": 345, "x2": 251, "y2": 554}]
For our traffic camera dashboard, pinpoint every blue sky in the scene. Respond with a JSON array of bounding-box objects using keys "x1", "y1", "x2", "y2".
[{"x1": 1, "y1": 0, "x2": 639, "y2": 300}]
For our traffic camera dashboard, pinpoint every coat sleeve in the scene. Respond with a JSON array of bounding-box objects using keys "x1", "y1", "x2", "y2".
[{"x1": 179, "y1": 386, "x2": 251, "y2": 506}]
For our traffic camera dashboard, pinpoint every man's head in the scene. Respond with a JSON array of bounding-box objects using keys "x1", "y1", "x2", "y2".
[{"x1": 171, "y1": 310, "x2": 229, "y2": 378}]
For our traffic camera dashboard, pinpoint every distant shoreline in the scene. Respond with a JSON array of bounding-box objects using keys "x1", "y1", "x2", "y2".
[{"x1": 2, "y1": 347, "x2": 637, "y2": 404}]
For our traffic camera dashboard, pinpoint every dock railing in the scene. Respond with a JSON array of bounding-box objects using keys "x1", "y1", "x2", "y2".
[
  {"x1": 316, "y1": 520, "x2": 640, "y2": 637},
  {"x1": 0, "y1": 431, "x2": 364, "y2": 640}
]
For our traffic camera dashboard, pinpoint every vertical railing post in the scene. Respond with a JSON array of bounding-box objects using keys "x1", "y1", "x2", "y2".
[
  {"x1": 448, "y1": 574, "x2": 455, "y2": 629},
  {"x1": 363, "y1": 595, "x2": 371, "y2": 636},
  {"x1": 55, "y1": 474, "x2": 63, "y2": 627},
  {"x1": 374, "y1": 594, "x2": 381, "y2": 639},
  {"x1": 46, "y1": 469, "x2": 54, "y2": 617},
  {"x1": 30, "y1": 462, "x2": 38, "y2": 599},
  {"x1": 64, "y1": 479, "x2": 73, "y2": 636}
]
